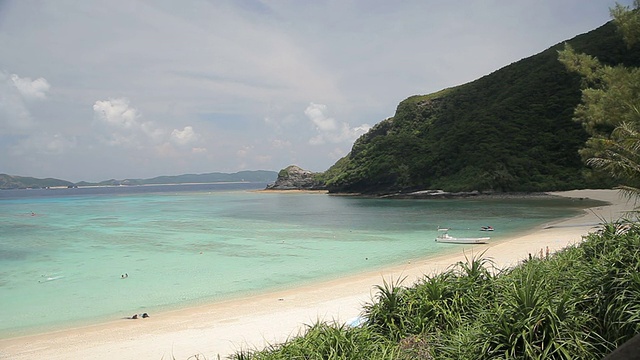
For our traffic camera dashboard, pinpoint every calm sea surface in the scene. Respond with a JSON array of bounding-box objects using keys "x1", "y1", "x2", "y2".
[{"x1": 0, "y1": 183, "x2": 600, "y2": 337}]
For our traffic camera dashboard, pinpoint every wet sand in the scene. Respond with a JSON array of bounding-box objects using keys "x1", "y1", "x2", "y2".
[{"x1": 0, "y1": 189, "x2": 633, "y2": 360}]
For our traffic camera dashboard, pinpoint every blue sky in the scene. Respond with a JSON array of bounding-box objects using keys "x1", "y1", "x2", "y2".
[{"x1": 0, "y1": 0, "x2": 632, "y2": 182}]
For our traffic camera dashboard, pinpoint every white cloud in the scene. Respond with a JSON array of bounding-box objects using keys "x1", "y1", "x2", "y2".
[
  {"x1": 93, "y1": 98, "x2": 141, "y2": 130},
  {"x1": 0, "y1": 72, "x2": 49, "y2": 132},
  {"x1": 10, "y1": 74, "x2": 50, "y2": 100},
  {"x1": 353, "y1": 124, "x2": 371, "y2": 134},
  {"x1": 93, "y1": 98, "x2": 203, "y2": 155},
  {"x1": 170, "y1": 126, "x2": 198, "y2": 146},
  {"x1": 305, "y1": 103, "x2": 337, "y2": 132},
  {"x1": 305, "y1": 103, "x2": 371, "y2": 145},
  {"x1": 93, "y1": 97, "x2": 167, "y2": 147}
]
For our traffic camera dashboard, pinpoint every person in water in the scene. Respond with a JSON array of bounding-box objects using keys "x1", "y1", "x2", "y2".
[{"x1": 130, "y1": 313, "x2": 149, "y2": 319}]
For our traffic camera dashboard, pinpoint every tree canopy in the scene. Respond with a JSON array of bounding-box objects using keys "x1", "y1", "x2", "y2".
[{"x1": 559, "y1": 3, "x2": 640, "y2": 200}]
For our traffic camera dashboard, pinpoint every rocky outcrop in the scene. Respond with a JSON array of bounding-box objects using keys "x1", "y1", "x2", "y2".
[{"x1": 265, "y1": 165, "x2": 326, "y2": 190}]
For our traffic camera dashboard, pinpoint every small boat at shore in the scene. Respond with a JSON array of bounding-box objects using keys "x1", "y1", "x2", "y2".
[{"x1": 435, "y1": 232, "x2": 490, "y2": 244}]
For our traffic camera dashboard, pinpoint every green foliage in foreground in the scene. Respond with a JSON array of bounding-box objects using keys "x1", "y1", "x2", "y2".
[{"x1": 230, "y1": 221, "x2": 640, "y2": 359}]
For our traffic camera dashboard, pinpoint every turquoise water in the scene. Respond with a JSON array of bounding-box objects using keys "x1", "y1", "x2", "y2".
[{"x1": 0, "y1": 184, "x2": 599, "y2": 337}]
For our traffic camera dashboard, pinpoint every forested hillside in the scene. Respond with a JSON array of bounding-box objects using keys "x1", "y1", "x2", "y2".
[
  {"x1": 0, "y1": 174, "x2": 75, "y2": 189},
  {"x1": 321, "y1": 21, "x2": 640, "y2": 194}
]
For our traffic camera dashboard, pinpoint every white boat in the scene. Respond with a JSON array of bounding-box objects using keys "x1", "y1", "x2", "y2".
[{"x1": 435, "y1": 232, "x2": 490, "y2": 244}]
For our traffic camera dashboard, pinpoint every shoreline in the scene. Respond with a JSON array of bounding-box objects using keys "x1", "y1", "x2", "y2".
[
  {"x1": 252, "y1": 188, "x2": 329, "y2": 194},
  {"x1": 0, "y1": 189, "x2": 634, "y2": 360}
]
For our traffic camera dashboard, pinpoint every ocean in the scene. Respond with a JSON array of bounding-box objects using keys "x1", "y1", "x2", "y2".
[{"x1": 0, "y1": 183, "x2": 599, "y2": 338}]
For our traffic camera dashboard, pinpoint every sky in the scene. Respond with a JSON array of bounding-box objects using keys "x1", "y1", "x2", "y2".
[{"x1": 0, "y1": 0, "x2": 633, "y2": 182}]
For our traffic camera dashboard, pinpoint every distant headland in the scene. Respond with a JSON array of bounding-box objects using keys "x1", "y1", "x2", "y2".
[{"x1": 0, "y1": 171, "x2": 278, "y2": 190}]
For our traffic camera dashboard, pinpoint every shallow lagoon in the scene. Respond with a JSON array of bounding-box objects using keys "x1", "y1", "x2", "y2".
[{"x1": 0, "y1": 183, "x2": 599, "y2": 337}]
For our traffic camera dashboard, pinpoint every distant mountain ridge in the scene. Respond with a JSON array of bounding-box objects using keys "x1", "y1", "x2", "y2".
[
  {"x1": 0, "y1": 171, "x2": 278, "y2": 190},
  {"x1": 0, "y1": 174, "x2": 75, "y2": 190}
]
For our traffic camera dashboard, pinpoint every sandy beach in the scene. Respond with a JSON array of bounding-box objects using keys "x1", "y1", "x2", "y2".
[{"x1": 0, "y1": 189, "x2": 635, "y2": 360}]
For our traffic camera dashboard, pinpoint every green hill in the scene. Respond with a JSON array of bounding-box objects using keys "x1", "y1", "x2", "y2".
[
  {"x1": 2, "y1": 171, "x2": 278, "y2": 189},
  {"x1": 321, "y1": 21, "x2": 640, "y2": 194},
  {"x1": 0, "y1": 174, "x2": 74, "y2": 189}
]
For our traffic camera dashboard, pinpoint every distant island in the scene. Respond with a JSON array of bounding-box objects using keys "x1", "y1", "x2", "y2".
[{"x1": 0, "y1": 171, "x2": 278, "y2": 190}]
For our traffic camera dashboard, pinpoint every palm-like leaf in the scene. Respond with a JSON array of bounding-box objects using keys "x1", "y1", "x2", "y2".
[{"x1": 586, "y1": 122, "x2": 640, "y2": 204}]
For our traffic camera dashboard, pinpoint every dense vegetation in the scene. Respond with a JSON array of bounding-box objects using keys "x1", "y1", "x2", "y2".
[
  {"x1": 321, "y1": 20, "x2": 640, "y2": 194},
  {"x1": 559, "y1": 4, "x2": 640, "y2": 201},
  {"x1": 230, "y1": 220, "x2": 640, "y2": 359}
]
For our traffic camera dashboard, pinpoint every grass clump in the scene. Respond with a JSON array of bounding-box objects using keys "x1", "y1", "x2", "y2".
[{"x1": 229, "y1": 220, "x2": 640, "y2": 360}]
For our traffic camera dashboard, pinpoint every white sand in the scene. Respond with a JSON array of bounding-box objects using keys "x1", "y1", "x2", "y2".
[{"x1": 0, "y1": 189, "x2": 634, "y2": 360}]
